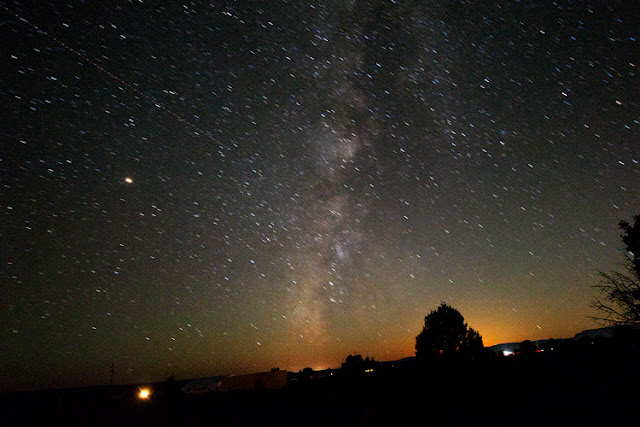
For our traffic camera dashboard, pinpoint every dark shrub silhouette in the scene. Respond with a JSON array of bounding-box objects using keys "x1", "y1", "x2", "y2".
[{"x1": 518, "y1": 340, "x2": 535, "y2": 357}]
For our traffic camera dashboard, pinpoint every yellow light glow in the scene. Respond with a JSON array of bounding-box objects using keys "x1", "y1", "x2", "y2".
[
  {"x1": 124, "y1": 177, "x2": 133, "y2": 184},
  {"x1": 138, "y1": 388, "x2": 151, "y2": 400}
]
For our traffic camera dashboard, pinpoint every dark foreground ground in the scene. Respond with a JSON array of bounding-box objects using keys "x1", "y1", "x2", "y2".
[{"x1": 2, "y1": 347, "x2": 638, "y2": 426}]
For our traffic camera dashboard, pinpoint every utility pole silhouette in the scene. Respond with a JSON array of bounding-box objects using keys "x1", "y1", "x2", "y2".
[{"x1": 110, "y1": 362, "x2": 114, "y2": 386}]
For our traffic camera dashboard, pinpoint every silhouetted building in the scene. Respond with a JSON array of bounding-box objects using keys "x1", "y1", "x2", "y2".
[
  {"x1": 218, "y1": 370, "x2": 288, "y2": 392},
  {"x1": 573, "y1": 327, "x2": 615, "y2": 341},
  {"x1": 181, "y1": 376, "x2": 223, "y2": 394}
]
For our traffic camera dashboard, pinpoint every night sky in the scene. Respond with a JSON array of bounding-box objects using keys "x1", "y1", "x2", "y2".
[{"x1": 1, "y1": 1, "x2": 639, "y2": 392}]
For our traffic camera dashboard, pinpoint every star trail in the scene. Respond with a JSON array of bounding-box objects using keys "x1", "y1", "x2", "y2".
[{"x1": 1, "y1": 1, "x2": 638, "y2": 392}]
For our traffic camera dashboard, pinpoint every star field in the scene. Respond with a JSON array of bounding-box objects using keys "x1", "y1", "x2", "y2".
[{"x1": 1, "y1": 1, "x2": 639, "y2": 391}]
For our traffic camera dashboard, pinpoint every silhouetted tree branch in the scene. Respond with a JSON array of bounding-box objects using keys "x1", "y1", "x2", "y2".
[
  {"x1": 592, "y1": 215, "x2": 640, "y2": 326},
  {"x1": 620, "y1": 215, "x2": 640, "y2": 279}
]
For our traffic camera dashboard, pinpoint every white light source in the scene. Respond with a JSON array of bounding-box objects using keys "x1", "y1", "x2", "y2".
[{"x1": 138, "y1": 388, "x2": 151, "y2": 400}]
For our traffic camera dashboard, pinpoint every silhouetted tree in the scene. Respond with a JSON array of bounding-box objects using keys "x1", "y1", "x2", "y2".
[
  {"x1": 342, "y1": 354, "x2": 364, "y2": 369},
  {"x1": 466, "y1": 327, "x2": 485, "y2": 358},
  {"x1": 518, "y1": 340, "x2": 535, "y2": 357},
  {"x1": 341, "y1": 354, "x2": 377, "y2": 373},
  {"x1": 620, "y1": 215, "x2": 640, "y2": 279},
  {"x1": 415, "y1": 303, "x2": 484, "y2": 361},
  {"x1": 298, "y1": 367, "x2": 314, "y2": 383},
  {"x1": 593, "y1": 215, "x2": 640, "y2": 326}
]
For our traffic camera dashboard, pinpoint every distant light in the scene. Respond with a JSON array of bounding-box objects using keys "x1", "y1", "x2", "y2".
[
  {"x1": 364, "y1": 368, "x2": 374, "y2": 373},
  {"x1": 503, "y1": 350, "x2": 514, "y2": 357},
  {"x1": 124, "y1": 177, "x2": 133, "y2": 184},
  {"x1": 138, "y1": 388, "x2": 151, "y2": 400}
]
